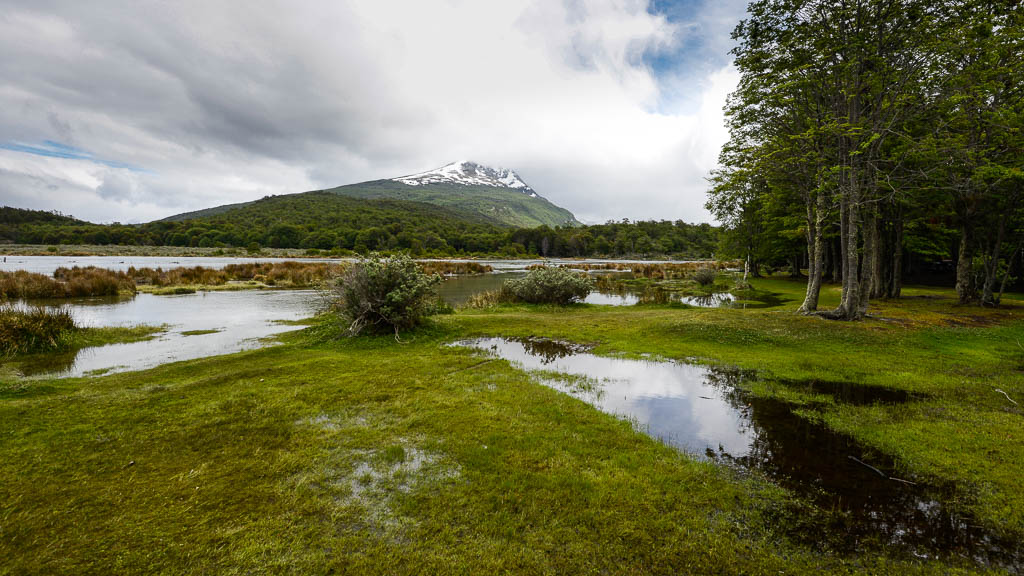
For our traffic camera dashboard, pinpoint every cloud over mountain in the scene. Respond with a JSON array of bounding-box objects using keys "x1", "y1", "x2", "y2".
[{"x1": 0, "y1": 0, "x2": 745, "y2": 224}]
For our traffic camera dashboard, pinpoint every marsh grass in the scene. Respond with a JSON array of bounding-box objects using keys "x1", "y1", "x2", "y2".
[
  {"x1": 53, "y1": 266, "x2": 136, "y2": 296},
  {"x1": 418, "y1": 261, "x2": 493, "y2": 275},
  {"x1": 222, "y1": 261, "x2": 342, "y2": 286},
  {"x1": 127, "y1": 262, "x2": 343, "y2": 291},
  {"x1": 0, "y1": 267, "x2": 135, "y2": 299},
  {"x1": 460, "y1": 288, "x2": 512, "y2": 309},
  {"x1": 181, "y1": 329, "x2": 221, "y2": 336},
  {"x1": 0, "y1": 306, "x2": 76, "y2": 355}
]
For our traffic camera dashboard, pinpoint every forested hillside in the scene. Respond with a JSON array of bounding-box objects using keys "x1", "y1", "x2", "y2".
[
  {"x1": 325, "y1": 179, "x2": 580, "y2": 229},
  {"x1": 0, "y1": 200, "x2": 718, "y2": 259},
  {"x1": 709, "y1": 0, "x2": 1023, "y2": 316}
]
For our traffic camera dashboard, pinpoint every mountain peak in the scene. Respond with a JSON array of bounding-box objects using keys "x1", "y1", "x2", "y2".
[{"x1": 393, "y1": 161, "x2": 539, "y2": 198}]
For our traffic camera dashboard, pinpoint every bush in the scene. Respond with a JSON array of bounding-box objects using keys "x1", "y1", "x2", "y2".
[
  {"x1": 328, "y1": 253, "x2": 442, "y2": 336},
  {"x1": 693, "y1": 267, "x2": 717, "y2": 286},
  {"x1": 503, "y1": 267, "x2": 593, "y2": 305},
  {"x1": 0, "y1": 306, "x2": 77, "y2": 355}
]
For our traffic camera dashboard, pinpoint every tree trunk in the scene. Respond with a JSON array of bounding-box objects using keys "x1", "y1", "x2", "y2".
[
  {"x1": 834, "y1": 185, "x2": 862, "y2": 320},
  {"x1": 839, "y1": 196, "x2": 847, "y2": 305},
  {"x1": 997, "y1": 243, "x2": 1019, "y2": 303},
  {"x1": 980, "y1": 211, "x2": 1008, "y2": 306},
  {"x1": 799, "y1": 194, "x2": 826, "y2": 313},
  {"x1": 890, "y1": 213, "x2": 903, "y2": 298},
  {"x1": 832, "y1": 236, "x2": 842, "y2": 283},
  {"x1": 956, "y1": 226, "x2": 975, "y2": 304},
  {"x1": 823, "y1": 236, "x2": 833, "y2": 282},
  {"x1": 857, "y1": 210, "x2": 876, "y2": 317},
  {"x1": 869, "y1": 211, "x2": 884, "y2": 299}
]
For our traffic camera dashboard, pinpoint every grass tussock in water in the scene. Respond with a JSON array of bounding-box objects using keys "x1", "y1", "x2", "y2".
[
  {"x1": 0, "y1": 267, "x2": 135, "y2": 299},
  {"x1": 460, "y1": 288, "x2": 512, "y2": 309},
  {"x1": 129, "y1": 261, "x2": 343, "y2": 290},
  {"x1": 130, "y1": 265, "x2": 231, "y2": 287},
  {"x1": 0, "y1": 306, "x2": 77, "y2": 355},
  {"x1": 53, "y1": 266, "x2": 136, "y2": 296},
  {"x1": 222, "y1": 261, "x2": 343, "y2": 287},
  {"x1": 418, "y1": 261, "x2": 493, "y2": 276}
]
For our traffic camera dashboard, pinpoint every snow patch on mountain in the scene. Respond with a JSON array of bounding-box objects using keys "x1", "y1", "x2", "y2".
[{"x1": 394, "y1": 161, "x2": 539, "y2": 197}]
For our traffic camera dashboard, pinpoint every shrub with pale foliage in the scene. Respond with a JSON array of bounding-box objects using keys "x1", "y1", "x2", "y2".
[
  {"x1": 328, "y1": 254, "x2": 441, "y2": 336},
  {"x1": 503, "y1": 267, "x2": 593, "y2": 305}
]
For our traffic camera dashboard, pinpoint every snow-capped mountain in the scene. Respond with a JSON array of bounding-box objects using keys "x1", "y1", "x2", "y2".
[
  {"x1": 166, "y1": 160, "x2": 580, "y2": 229},
  {"x1": 394, "y1": 161, "x2": 540, "y2": 198}
]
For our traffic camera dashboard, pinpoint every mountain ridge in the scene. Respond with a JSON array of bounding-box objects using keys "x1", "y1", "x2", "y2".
[{"x1": 163, "y1": 161, "x2": 579, "y2": 229}]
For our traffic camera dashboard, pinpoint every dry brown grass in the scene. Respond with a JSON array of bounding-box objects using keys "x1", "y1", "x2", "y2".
[
  {"x1": 418, "y1": 261, "x2": 494, "y2": 276},
  {"x1": 1, "y1": 267, "x2": 135, "y2": 299},
  {"x1": 129, "y1": 262, "x2": 342, "y2": 288}
]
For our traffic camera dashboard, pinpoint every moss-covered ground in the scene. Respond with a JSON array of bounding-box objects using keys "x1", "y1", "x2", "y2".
[{"x1": 1, "y1": 278, "x2": 1021, "y2": 574}]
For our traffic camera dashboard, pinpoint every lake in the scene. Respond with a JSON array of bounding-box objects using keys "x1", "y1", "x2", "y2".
[{"x1": 1, "y1": 255, "x2": 725, "y2": 377}]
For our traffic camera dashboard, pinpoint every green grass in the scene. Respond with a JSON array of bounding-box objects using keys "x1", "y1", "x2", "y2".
[
  {"x1": 0, "y1": 278, "x2": 1021, "y2": 574},
  {"x1": 0, "y1": 324, "x2": 165, "y2": 380},
  {"x1": 73, "y1": 324, "x2": 165, "y2": 348},
  {"x1": 180, "y1": 329, "x2": 222, "y2": 336}
]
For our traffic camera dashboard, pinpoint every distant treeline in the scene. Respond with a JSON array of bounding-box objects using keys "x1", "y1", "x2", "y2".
[{"x1": 0, "y1": 200, "x2": 719, "y2": 259}]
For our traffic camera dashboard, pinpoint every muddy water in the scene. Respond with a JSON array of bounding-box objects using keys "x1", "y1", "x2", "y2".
[{"x1": 451, "y1": 337, "x2": 1021, "y2": 568}]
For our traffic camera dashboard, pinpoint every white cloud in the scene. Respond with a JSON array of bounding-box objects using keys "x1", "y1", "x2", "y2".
[{"x1": 0, "y1": 0, "x2": 743, "y2": 224}]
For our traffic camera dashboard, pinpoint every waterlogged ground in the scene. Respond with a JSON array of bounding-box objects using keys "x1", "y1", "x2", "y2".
[
  {"x1": 4, "y1": 291, "x2": 318, "y2": 378},
  {"x1": 2, "y1": 275, "x2": 1022, "y2": 574},
  {"x1": 2, "y1": 257, "x2": 743, "y2": 379},
  {"x1": 452, "y1": 337, "x2": 1021, "y2": 566}
]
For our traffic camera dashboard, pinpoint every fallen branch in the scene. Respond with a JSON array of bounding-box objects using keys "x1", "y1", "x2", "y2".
[
  {"x1": 888, "y1": 477, "x2": 918, "y2": 486},
  {"x1": 447, "y1": 358, "x2": 496, "y2": 376},
  {"x1": 994, "y1": 388, "x2": 1018, "y2": 406},
  {"x1": 848, "y1": 455, "x2": 887, "y2": 478}
]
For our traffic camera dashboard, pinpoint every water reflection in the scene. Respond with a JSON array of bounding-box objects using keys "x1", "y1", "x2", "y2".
[
  {"x1": 5, "y1": 291, "x2": 318, "y2": 378},
  {"x1": 437, "y1": 273, "x2": 738, "y2": 308},
  {"x1": 437, "y1": 272, "x2": 525, "y2": 306},
  {"x1": 450, "y1": 337, "x2": 1022, "y2": 568}
]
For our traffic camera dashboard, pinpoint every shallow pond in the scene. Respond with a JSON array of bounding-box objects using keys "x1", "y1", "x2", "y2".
[
  {"x1": 437, "y1": 272, "x2": 737, "y2": 308},
  {"x1": 6, "y1": 291, "x2": 319, "y2": 378},
  {"x1": 451, "y1": 337, "x2": 1021, "y2": 568},
  {"x1": 580, "y1": 289, "x2": 736, "y2": 307}
]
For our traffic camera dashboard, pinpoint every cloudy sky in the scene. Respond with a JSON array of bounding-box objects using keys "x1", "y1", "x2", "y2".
[{"x1": 0, "y1": 0, "x2": 747, "y2": 225}]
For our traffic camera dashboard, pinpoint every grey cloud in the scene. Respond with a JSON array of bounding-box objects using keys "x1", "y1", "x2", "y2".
[{"x1": 0, "y1": 0, "x2": 744, "y2": 224}]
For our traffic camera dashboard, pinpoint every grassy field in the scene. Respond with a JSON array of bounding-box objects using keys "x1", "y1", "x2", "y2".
[{"x1": 0, "y1": 278, "x2": 1021, "y2": 574}]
